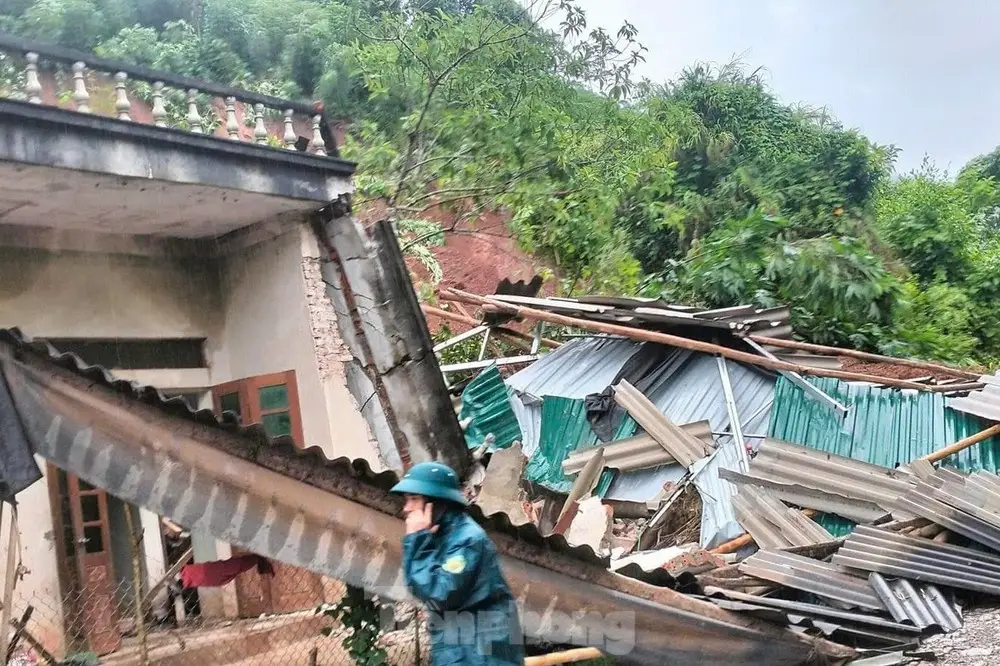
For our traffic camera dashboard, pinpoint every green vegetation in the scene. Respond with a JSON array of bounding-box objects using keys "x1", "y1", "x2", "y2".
[{"x1": 4, "y1": 0, "x2": 1000, "y2": 366}]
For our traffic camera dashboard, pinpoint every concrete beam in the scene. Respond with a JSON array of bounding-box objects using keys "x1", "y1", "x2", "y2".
[{"x1": 0, "y1": 98, "x2": 353, "y2": 202}]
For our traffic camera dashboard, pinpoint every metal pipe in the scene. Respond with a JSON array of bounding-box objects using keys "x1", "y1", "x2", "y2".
[
  {"x1": 716, "y1": 357, "x2": 748, "y2": 472},
  {"x1": 742, "y1": 338, "x2": 848, "y2": 417}
]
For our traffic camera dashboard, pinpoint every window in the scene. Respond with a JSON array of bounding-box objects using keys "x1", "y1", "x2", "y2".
[
  {"x1": 43, "y1": 338, "x2": 206, "y2": 369},
  {"x1": 211, "y1": 371, "x2": 304, "y2": 445}
]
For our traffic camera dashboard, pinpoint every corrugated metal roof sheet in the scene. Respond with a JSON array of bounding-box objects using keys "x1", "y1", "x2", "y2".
[
  {"x1": 720, "y1": 468, "x2": 887, "y2": 524},
  {"x1": 732, "y1": 486, "x2": 834, "y2": 549},
  {"x1": 948, "y1": 371, "x2": 1000, "y2": 422},
  {"x1": 703, "y1": 587, "x2": 921, "y2": 635},
  {"x1": 832, "y1": 525, "x2": 1000, "y2": 597},
  {"x1": 646, "y1": 355, "x2": 775, "y2": 435},
  {"x1": 506, "y1": 337, "x2": 650, "y2": 399},
  {"x1": 507, "y1": 339, "x2": 777, "y2": 543},
  {"x1": 767, "y1": 375, "x2": 1000, "y2": 535},
  {"x1": 1, "y1": 329, "x2": 851, "y2": 663},
  {"x1": 750, "y1": 439, "x2": 915, "y2": 515},
  {"x1": 562, "y1": 422, "x2": 712, "y2": 475},
  {"x1": 615, "y1": 380, "x2": 713, "y2": 467},
  {"x1": 459, "y1": 365, "x2": 522, "y2": 449},
  {"x1": 739, "y1": 550, "x2": 886, "y2": 611},
  {"x1": 508, "y1": 393, "x2": 542, "y2": 458},
  {"x1": 525, "y1": 396, "x2": 626, "y2": 494},
  {"x1": 868, "y1": 573, "x2": 962, "y2": 632},
  {"x1": 0, "y1": 329, "x2": 617, "y2": 569},
  {"x1": 642, "y1": 355, "x2": 777, "y2": 547},
  {"x1": 769, "y1": 375, "x2": 1000, "y2": 475}
]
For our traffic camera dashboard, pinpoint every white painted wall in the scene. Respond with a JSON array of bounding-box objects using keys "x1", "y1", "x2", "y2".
[
  {"x1": 0, "y1": 220, "x2": 380, "y2": 632},
  {"x1": 0, "y1": 247, "x2": 225, "y2": 656},
  {"x1": 216, "y1": 224, "x2": 376, "y2": 462},
  {"x1": 1, "y1": 458, "x2": 65, "y2": 657}
]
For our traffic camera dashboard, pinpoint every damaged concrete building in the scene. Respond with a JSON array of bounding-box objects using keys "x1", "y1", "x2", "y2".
[
  {"x1": 5, "y1": 30, "x2": 1000, "y2": 666},
  {"x1": 0, "y1": 33, "x2": 467, "y2": 660}
]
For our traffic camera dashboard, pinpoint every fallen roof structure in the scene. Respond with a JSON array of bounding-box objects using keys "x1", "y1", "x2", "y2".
[
  {"x1": 949, "y1": 371, "x2": 1000, "y2": 422},
  {"x1": 0, "y1": 329, "x2": 852, "y2": 665}
]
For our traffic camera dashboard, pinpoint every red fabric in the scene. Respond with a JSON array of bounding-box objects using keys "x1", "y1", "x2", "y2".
[{"x1": 181, "y1": 555, "x2": 274, "y2": 589}]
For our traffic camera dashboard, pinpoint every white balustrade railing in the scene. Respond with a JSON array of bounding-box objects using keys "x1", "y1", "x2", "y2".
[{"x1": 0, "y1": 32, "x2": 332, "y2": 156}]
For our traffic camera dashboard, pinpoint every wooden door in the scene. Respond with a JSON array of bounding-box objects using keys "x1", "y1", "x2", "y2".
[
  {"x1": 212, "y1": 371, "x2": 319, "y2": 617},
  {"x1": 66, "y1": 474, "x2": 121, "y2": 655}
]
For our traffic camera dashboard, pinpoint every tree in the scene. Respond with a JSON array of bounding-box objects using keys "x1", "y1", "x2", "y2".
[
  {"x1": 344, "y1": 0, "x2": 652, "y2": 293},
  {"x1": 3, "y1": 0, "x2": 1000, "y2": 365}
]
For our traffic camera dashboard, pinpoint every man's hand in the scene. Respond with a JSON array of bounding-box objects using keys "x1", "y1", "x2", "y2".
[{"x1": 405, "y1": 502, "x2": 438, "y2": 535}]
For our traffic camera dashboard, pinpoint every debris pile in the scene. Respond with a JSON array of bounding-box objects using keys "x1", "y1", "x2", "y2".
[{"x1": 436, "y1": 286, "x2": 1000, "y2": 663}]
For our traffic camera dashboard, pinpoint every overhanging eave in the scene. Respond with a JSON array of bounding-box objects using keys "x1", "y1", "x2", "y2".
[{"x1": 0, "y1": 98, "x2": 355, "y2": 203}]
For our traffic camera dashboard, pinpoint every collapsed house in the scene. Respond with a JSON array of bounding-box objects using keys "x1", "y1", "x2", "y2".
[
  {"x1": 1, "y1": 31, "x2": 998, "y2": 666},
  {"x1": 439, "y1": 289, "x2": 1000, "y2": 664},
  {"x1": 0, "y1": 34, "x2": 852, "y2": 666}
]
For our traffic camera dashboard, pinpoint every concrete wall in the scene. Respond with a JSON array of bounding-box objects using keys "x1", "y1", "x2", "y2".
[
  {"x1": 216, "y1": 223, "x2": 376, "y2": 463},
  {"x1": 1, "y1": 459, "x2": 66, "y2": 657},
  {"x1": 0, "y1": 246, "x2": 224, "y2": 341}
]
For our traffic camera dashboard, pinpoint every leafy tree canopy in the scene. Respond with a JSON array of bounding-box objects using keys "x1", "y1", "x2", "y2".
[{"x1": 3, "y1": 0, "x2": 1000, "y2": 366}]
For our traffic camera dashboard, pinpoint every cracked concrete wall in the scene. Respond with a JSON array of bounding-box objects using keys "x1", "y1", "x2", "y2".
[
  {"x1": 217, "y1": 221, "x2": 377, "y2": 464},
  {"x1": 317, "y1": 213, "x2": 470, "y2": 476},
  {"x1": 299, "y1": 228, "x2": 381, "y2": 466}
]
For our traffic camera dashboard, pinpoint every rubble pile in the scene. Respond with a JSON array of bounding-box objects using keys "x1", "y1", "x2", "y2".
[{"x1": 440, "y1": 288, "x2": 1000, "y2": 664}]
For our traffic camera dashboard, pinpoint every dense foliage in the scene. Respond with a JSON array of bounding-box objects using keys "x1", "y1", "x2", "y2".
[{"x1": 4, "y1": 0, "x2": 1000, "y2": 366}]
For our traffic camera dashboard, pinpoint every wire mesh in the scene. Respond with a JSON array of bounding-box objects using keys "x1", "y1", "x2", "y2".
[{"x1": 2, "y1": 552, "x2": 430, "y2": 666}]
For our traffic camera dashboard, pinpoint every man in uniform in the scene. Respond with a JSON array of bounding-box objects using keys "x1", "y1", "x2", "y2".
[{"x1": 391, "y1": 461, "x2": 525, "y2": 665}]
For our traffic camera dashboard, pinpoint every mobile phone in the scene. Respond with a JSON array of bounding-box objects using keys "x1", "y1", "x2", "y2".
[{"x1": 431, "y1": 501, "x2": 448, "y2": 526}]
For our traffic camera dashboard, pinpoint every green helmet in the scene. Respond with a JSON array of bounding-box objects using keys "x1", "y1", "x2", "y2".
[{"x1": 390, "y1": 461, "x2": 468, "y2": 505}]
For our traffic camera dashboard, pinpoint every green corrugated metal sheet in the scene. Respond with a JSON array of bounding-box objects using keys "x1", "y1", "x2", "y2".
[
  {"x1": 459, "y1": 366, "x2": 522, "y2": 450},
  {"x1": 767, "y1": 376, "x2": 1000, "y2": 536},
  {"x1": 526, "y1": 397, "x2": 636, "y2": 495}
]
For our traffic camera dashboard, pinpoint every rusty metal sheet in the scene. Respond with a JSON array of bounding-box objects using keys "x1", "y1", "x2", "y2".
[{"x1": 0, "y1": 332, "x2": 851, "y2": 666}]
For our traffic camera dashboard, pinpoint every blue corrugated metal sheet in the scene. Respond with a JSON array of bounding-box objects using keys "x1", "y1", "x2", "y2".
[
  {"x1": 768, "y1": 376, "x2": 1000, "y2": 536},
  {"x1": 644, "y1": 355, "x2": 776, "y2": 546},
  {"x1": 459, "y1": 365, "x2": 522, "y2": 449},
  {"x1": 646, "y1": 354, "x2": 774, "y2": 436},
  {"x1": 509, "y1": 342, "x2": 778, "y2": 534},
  {"x1": 605, "y1": 464, "x2": 686, "y2": 502},
  {"x1": 507, "y1": 337, "x2": 649, "y2": 399}
]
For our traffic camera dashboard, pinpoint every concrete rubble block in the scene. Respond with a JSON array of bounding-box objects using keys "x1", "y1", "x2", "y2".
[
  {"x1": 663, "y1": 548, "x2": 726, "y2": 576},
  {"x1": 474, "y1": 442, "x2": 532, "y2": 525},
  {"x1": 564, "y1": 496, "x2": 614, "y2": 553}
]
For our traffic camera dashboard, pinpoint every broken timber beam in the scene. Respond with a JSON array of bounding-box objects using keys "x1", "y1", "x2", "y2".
[
  {"x1": 917, "y1": 423, "x2": 1000, "y2": 464},
  {"x1": 443, "y1": 289, "x2": 964, "y2": 393},
  {"x1": 747, "y1": 334, "x2": 982, "y2": 380},
  {"x1": 525, "y1": 647, "x2": 604, "y2": 665},
  {"x1": 423, "y1": 302, "x2": 561, "y2": 349}
]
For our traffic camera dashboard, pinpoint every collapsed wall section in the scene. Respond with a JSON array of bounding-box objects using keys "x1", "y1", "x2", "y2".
[{"x1": 312, "y1": 202, "x2": 470, "y2": 476}]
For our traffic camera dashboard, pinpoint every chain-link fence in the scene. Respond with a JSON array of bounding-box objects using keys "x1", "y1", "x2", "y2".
[{"x1": 4, "y1": 548, "x2": 430, "y2": 666}]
